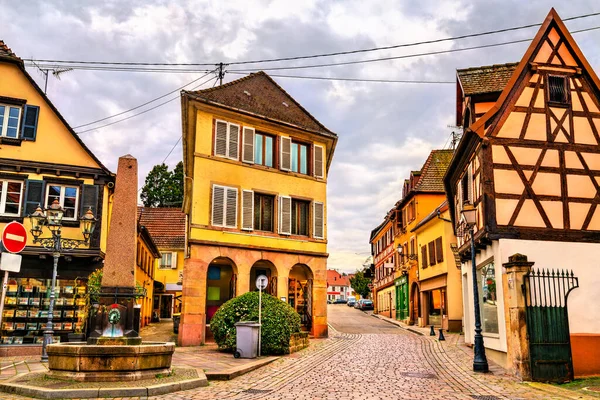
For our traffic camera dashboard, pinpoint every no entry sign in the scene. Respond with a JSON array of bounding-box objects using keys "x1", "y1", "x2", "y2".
[{"x1": 2, "y1": 221, "x2": 27, "y2": 254}]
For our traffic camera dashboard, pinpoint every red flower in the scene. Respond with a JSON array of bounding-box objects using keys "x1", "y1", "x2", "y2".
[{"x1": 111, "y1": 304, "x2": 119, "y2": 309}]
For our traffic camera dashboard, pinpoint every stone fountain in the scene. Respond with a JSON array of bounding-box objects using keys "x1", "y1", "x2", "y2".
[{"x1": 46, "y1": 155, "x2": 175, "y2": 382}]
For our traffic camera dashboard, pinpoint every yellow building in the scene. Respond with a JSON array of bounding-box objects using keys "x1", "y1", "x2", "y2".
[
  {"x1": 137, "y1": 207, "x2": 185, "y2": 319},
  {"x1": 0, "y1": 41, "x2": 113, "y2": 352},
  {"x1": 135, "y1": 225, "x2": 160, "y2": 328},
  {"x1": 179, "y1": 72, "x2": 337, "y2": 345},
  {"x1": 370, "y1": 214, "x2": 396, "y2": 318},
  {"x1": 411, "y1": 201, "x2": 461, "y2": 331}
]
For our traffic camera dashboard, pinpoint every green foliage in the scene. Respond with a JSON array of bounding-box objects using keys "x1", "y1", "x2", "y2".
[
  {"x1": 349, "y1": 271, "x2": 371, "y2": 298},
  {"x1": 87, "y1": 268, "x2": 102, "y2": 303},
  {"x1": 210, "y1": 292, "x2": 301, "y2": 355},
  {"x1": 140, "y1": 162, "x2": 183, "y2": 208}
]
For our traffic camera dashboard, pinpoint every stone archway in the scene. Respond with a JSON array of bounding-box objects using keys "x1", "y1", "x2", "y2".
[
  {"x1": 289, "y1": 264, "x2": 314, "y2": 330},
  {"x1": 206, "y1": 257, "x2": 238, "y2": 324},
  {"x1": 250, "y1": 260, "x2": 278, "y2": 296}
]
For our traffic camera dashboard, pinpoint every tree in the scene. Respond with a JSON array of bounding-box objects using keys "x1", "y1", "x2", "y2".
[
  {"x1": 349, "y1": 271, "x2": 371, "y2": 299},
  {"x1": 140, "y1": 162, "x2": 184, "y2": 207}
]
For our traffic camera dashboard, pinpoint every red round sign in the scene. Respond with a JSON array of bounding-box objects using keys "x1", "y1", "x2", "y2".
[{"x1": 2, "y1": 221, "x2": 28, "y2": 254}]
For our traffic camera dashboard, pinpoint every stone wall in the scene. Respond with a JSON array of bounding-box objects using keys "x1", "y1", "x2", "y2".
[{"x1": 289, "y1": 332, "x2": 309, "y2": 354}]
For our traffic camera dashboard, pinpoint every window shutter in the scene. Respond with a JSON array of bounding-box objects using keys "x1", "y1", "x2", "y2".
[
  {"x1": 279, "y1": 196, "x2": 291, "y2": 235},
  {"x1": 211, "y1": 185, "x2": 225, "y2": 226},
  {"x1": 435, "y1": 237, "x2": 443, "y2": 263},
  {"x1": 314, "y1": 145, "x2": 324, "y2": 178},
  {"x1": 171, "y1": 252, "x2": 178, "y2": 269},
  {"x1": 421, "y1": 245, "x2": 427, "y2": 269},
  {"x1": 23, "y1": 180, "x2": 44, "y2": 216},
  {"x1": 280, "y1": 136, "x2": 291, "y2": 171},
  {"x1": 467, "y1": 166, "x2": 473, "y2": 203},
  {"x1": 313, "y1": 202, "x2": 324, "y2": 239},
  {"x1": 21, "y1": 105, "x2": 40, "y2": 141},
  {"x1": 242, "y1": 127, "x2": 255, "y2": 163},
  {"x1": 228, "y1": 124, "x2": 240, "y2": 160},
  {"x1": 80, "y1": 184, "x2": 99, "y2": 218},
  {"x1": 225, "y1": 187, "x2": 238, "y2": 228},
  {"x1": 428, "y1": 241, "x2": 436, "y2": 266},
  {"x1": 215, "y1": 121, "x2": 228, "y2": 157},
  {"x1": 241, "y1": 189, "x2": 254, "y2": 230}
]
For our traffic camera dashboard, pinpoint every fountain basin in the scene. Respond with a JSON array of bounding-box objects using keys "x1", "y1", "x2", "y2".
[{"x1": 46, "y1": 341, "x2": 175, "y2": 382}]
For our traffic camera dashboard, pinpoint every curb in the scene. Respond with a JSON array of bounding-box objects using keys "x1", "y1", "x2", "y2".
[
  {"x1": 205, "y1": 356, "x2": 279, "y2": 381},
  {"x1": 0, "y1": 369, "x2": 208, "y2": 399}
]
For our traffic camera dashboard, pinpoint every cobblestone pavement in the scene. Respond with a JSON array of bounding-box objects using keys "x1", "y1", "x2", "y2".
[{"x1": 0, "y1": 306, "x2": 587, "y2": 399}]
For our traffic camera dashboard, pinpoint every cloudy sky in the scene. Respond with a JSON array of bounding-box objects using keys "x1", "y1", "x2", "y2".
[{"x1": 2, "y1": 1, "x2": 599, "y2": 273}]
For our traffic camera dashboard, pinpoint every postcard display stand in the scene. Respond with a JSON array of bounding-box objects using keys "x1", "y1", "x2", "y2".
[{"x1": 1, "y1": 279, "x2": 87, "y2": 345}]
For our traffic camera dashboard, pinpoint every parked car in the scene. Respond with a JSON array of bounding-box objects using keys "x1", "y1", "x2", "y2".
[
  {"x1": 354, "y1": 300, "x2": 362, "y2": 309},
  {"x1": 347, "y1": 298, "x2": 356, "y2": 307},
  {"x1": 360, "y1": 299, "x2": 374, "y2": 310},
  {"x1": 334, "y1": 298, "x2": 347, "y2": 304}
]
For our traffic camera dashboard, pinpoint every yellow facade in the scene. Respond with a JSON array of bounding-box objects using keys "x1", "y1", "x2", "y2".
[
  {"x1": 135, "y1": 228, "x2": 160, "y2": 327},
  {"x1": 154, "y1": 249, "x2": 184, "y2": 316}
]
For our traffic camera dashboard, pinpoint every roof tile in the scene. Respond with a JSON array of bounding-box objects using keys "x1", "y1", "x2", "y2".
[
  {"x1": 457, "y1": 63, "x2": 518, "y2": 96},
  {"x1": 137, "y1": 207, "x2": 185, "y2": 249},
  {"x1": 414, "y1": 149, "x2": 454, "y2": 192}
]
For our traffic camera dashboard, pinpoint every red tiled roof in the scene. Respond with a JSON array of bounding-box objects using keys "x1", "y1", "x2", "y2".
[
  {"x1": 414, "y1": 149, "x2": 454, "y2": 192},
  {"x1": 0, "y1": 40, "x2": 21, "y2": 63},
  {"x1": 457, "y1": 63, "x2": 518, "y2": 96},
  {"x1": 184, "y1": 71, "x2": 336, "y2": 137},
  {"x1": 327, "y1": 270, "x2": 350, "y2": 287},
  {"x1": 137, "y1": 207, "x2": 185, "y2": 249}
]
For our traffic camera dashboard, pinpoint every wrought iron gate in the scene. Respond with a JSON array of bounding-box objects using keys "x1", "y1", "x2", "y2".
[{"x1": 523, "y1": 269, "x2": 578, "y2": 382}]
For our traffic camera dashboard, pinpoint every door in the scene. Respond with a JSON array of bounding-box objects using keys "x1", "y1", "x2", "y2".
[
  {"x1": 411, "y1": 286, "x2": 420, "y2": 325},
  {"x1": 524, "y1": 269, "x2": 579, "y2": 382},
  {"x1": 160, "y1": 295, "x2": 173, "y2": 319}
]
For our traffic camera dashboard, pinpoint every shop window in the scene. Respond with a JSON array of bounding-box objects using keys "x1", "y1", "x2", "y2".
[
  {"x1": 478, "y1": 262, "x2": 499, "y2": 334},
  {"x1": 45, "y1": 184, "x2": 79, "y2": 220},
  {"x1": 0, "y1": 180, "x2": 23, "y2": 216}
]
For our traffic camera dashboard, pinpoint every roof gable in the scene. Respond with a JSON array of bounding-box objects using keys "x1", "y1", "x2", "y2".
[
  {"x1": 184, "y1": 71, "x2": 335, "y2": 137},
  {"x1": 457, "y1": 63, "x2": 518, "y2": 97}
]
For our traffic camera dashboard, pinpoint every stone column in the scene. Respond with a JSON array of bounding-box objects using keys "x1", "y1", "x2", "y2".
[
  {"x1": 277, "y1": 271, "x2": 289, "y2": 301},
  {"x1": 502, "y1": 253, "x2": 534, "y2": 381},
  {"x1": 236, "y1": 269, "x2": 250, "y2": 296},
  {"x1": 178, "y1": 258, "x2": 207, "y2": 346}
]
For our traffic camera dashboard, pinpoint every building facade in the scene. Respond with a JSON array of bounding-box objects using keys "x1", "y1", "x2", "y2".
[
  {"x1": 370, "y1": 216, "x2": 396, "y2": 318},
  {"x1": 0, "y1": 41, "x2": 113, "y2": 353},
  {"x1": 135, "y1": 226, "x2": 160, "y2": 327},
  {"x1": 179, "y1": 72, "x2": 337, "y2": 345},
  {"x1": 326, "y1": 270, "x2": 351, "y2": 301},
  {"x1": 445, "y1": 9, "x2": 600, "y2": 379}
]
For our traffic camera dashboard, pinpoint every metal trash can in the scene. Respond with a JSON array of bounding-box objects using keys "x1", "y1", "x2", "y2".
[{"x1": 233, "y1": 321, "x2": 261, "y2": 359}]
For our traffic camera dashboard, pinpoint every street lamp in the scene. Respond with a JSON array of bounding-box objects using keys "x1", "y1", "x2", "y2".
[
  {"x1": 29, "y1": 200, "x2": 97, "y2": 362},
  {"x1": 460, "y1": 204, "x2": 489, "y2": 373}
]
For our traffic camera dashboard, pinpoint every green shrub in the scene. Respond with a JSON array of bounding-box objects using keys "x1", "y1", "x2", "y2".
[{"x1": 210, "y1": 292, "x2": 301, "y2": 355}]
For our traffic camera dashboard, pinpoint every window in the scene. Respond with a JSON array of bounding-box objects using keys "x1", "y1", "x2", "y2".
[
  {"x1": 435, "y1": 237, "x2": 443, "y2": 263},
  {"x1": 254, "y1": 193, "x2": 275, "y2": 232},
  {"x1": 421, "y1": 245, "x2": 427, "y2": 269},
  {"x1": 214, "y1": 120, "x2": 240, "y2": 160},
  {"x1": 45, "y1": 184, "x2": 79, "y2": 220},
  {"x1": 254, "y1": 133, "x2": 275, "y2": 167},
  {"x1": 160, "y1": 253, "x2": 172, "y2": 269},
  {"x1": 478, "y1": 262, "x2": 499, "y2": 334},
  {"x1": 0, "y1": 180, "x2": 23, "y2": 216},
  {"x1": 291, "y1": 199, "x2": 309, "y2": 236},
  {"x1": 548, "y1": 75, "x2": 569, "y2": 104},
  {"x1": 461, "y1": 168, "x2": 472, "y2": 205},
  {"x1": 211, "y1": 185, "x2": 238, "y2": 228},
  {"x1": 291, "y1": 141, "x2": 309, "y2": 174},
  {"x1": 428, "y1": 241, "x2": 436, "y2": 266},
  {"x1": 0, "y1": 105, "x2": 21, "y2": 138}
]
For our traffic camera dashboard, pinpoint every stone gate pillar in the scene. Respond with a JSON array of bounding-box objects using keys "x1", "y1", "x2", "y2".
[
  {"x1": 178, "y1": 258, "x2": 207, "y2": 346},
  {"x1": 502, "y1": 253, "x2": 534, "y2": 380}
]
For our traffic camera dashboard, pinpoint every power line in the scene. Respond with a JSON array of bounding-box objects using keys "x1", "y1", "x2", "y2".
[
  {"x1": 76, "y1": 75, "x2": 218, "y2": 135},
  {"x1": 226, "y1": 71, "x2": 454, "y2": 84},
  {"x1": 73, "y1": 69, "x2": 216, "y2": 129},
  {"x1": 20, "y1": 11, "x2": 600, "y2": 67},
  {"x1": 161, "y1": 136, "x2": 183, "y2": 164}
]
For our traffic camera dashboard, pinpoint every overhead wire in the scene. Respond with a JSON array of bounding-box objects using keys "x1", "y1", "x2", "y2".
[
  {"x1": 226, "y1": 71, "x2": 454, "y2": 84},
  {"x1": 20, "y1": 11, "x2": 600, "y2": 67}
]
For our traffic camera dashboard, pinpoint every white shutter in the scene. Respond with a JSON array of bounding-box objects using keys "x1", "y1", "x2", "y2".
[
  {"x1": 242, "y1": 127, "x2": 255, "y2": 163},
  {"x1": 314, "y1": 145, "x2": 324, "y2": 178},
  {"x1": 279, "y1": 196, "x2": 292, "y2": 235},
  {"x1": 225, "y1": 187, "x2": 238, "y2": 228},
  {"x1": 211, "y1": 185, "x2": 225, "y2": 226},
  {"x1": 242, "y1": 190, "x2": 254, "y2": 230},
  {"x1": 171, "y1": 252, "x2": 178, "y2": 269},
  {"x1": 228, "y1": 123, "x2": 240, "y2": 160},
  {"x1": 215, "y1": 120, "x2": 228, "y2": 157},
  {"x1": 313, "y1": 201, "x2": 324, "y2": 239},
  {"x1": 280, "y1": 136, "x2": 291, "y2": 171}
]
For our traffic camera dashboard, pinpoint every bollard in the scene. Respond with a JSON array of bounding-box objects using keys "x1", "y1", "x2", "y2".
[
  {"x1": 438, "y1": 328, "x2": 445, "y2": 341},
  {"x1": 430, "y1": 325, "x2": 435, "y2": 336}
]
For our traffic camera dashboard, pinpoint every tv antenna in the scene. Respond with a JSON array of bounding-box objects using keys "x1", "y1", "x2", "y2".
[{"x1": 30, "y1": 60, "x2": 73, "y2": 94}]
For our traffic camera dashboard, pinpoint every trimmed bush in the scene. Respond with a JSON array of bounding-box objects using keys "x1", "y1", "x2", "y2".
[{"x1": 210, "y1": 292, "x2": 301, "y2": 355}]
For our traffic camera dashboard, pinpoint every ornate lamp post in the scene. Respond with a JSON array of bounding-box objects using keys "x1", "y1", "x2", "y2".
[
  {"x1": 460, "y1": 204, "x2": 489, "y2": 373},
  {"x1": 29, "y1": 200, "x2": 97, "y2": 362}
]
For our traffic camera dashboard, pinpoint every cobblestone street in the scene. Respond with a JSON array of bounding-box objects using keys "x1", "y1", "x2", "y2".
[{"x1": 0, "y1": 306, "x2": 585, "y2": 399}]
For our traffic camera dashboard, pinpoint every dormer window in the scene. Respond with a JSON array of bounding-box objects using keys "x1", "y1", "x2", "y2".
[{"x1": 548, "y1": 75, "x2": 569, "y2": 104}]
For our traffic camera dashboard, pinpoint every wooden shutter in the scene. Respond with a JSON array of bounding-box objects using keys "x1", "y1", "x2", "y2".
[
  {"x1": 211, "y1": 185, "x2": 225, "y2": 226},
  {"x1": 242, "y1": 127, "x2": 255, "y2": 163},
  {"x1": 314, "y1": 145, "x2": 324, "y2": 178},
  {"x1": 428, "y1": 241, "x2": 436, "y2": 266},
  {"x1": 421, "y1": 245, "x2": 427, "y2": 269},
  {"x1": 22, "y1": 180, "x2": 44, "y2": 216},
  {"x1": 225, "y1": 187, "x2": 238, "y2": 228},
  {"x1": 280, "y1": 136, "x2": 291, "y2": 171},
  {"x1": 171, "y1": 252, "x2": 178, "y2": 269},
  {"x1": 215, "y1": 120, "x2": 228, "y2": 157},
  {"x1": 313, "y1": 202, "x2": 324, "y2": 239},
  {"x1": 241, "y1": 190, "x2": 254, "y2": 230},
  {"x1": 228, "y1": 124, "x2": 240, "y2": 160},
  {"x1": 279, "y1": 196, "x2": 291, "y2": 235},
  {"x1": 80, "y1": 185, "x2": 99, "y2": 218},
  {"x1": 467, "y1": 166, "x2": 473, "y2": 203},
  {"x1": 435, "y1": 237, "x2": 443, "y2": 263},
  {"x1": 21, "y1": 105, "x2": 40, "y2": 141}
]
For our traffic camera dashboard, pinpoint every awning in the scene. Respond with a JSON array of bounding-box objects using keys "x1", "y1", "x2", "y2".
[
  {"x1": 420, "y1": 274, "x2": 447, "y2": 292},
  {"x1": 166, "y1": 283, "x2": 182, "y2": 291}
]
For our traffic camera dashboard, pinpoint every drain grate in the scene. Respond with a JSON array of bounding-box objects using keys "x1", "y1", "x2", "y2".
[
  {"x1": 243, "y1": 389, "x2": 273, "y2": 394},
  {"x1": 471, "y1": 396, "x2": 501, "y2": 400},
  {"x1": 399, "y1": 372, "x2": 438, "y2": 379}
]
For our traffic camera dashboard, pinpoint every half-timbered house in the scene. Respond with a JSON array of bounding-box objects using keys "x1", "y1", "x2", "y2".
[{"x1": 445, "y1": 9, "x2": 600, "y2": 379}]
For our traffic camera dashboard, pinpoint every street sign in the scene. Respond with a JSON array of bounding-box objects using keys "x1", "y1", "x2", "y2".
[
  {"x1": 256, "y1": 274, "x2": 268, "y2": 291},
  {"x1": 1, "y1": 221, "x2": 27, "y2": 254},
  {"x1": 368, "y1": 283, "x2": 374, "y2": 290},
  {"x1": 0, "y1": 253, "x2": 22, "y2": 273}
]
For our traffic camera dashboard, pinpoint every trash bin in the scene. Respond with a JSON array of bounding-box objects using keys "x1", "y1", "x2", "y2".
[{"x1": 233, "y1": 321, "x2": 261, "y2": 359}]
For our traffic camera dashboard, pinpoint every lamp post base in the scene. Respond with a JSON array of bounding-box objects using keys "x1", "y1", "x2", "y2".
[{"x1": 473, "y1": 360, "x2": 489, "y2": 373}]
